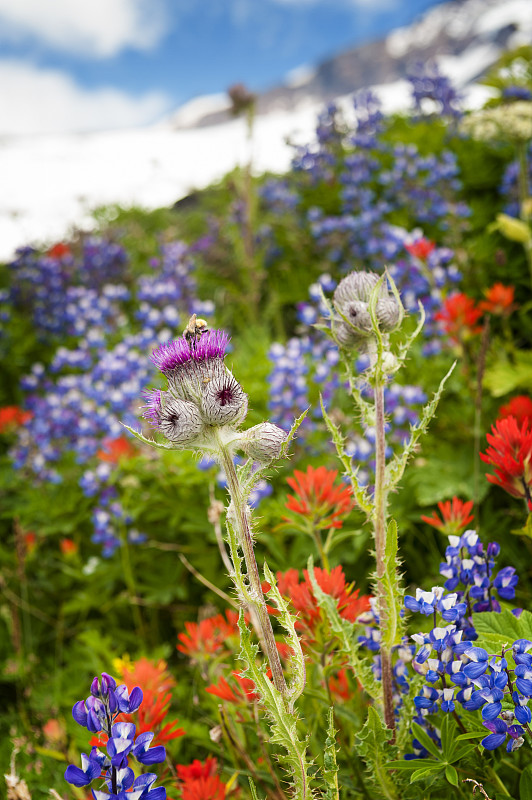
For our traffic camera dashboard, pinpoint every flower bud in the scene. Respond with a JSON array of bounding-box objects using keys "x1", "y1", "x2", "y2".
[
  {"x1": 201, "y1": 369, "x2": 248, "y2": 425},
  {"x1": 240, "y1": 422, "x2": 286, "y2": 462},
  {"x1": 333, "y1": 270, "x2": 402, "y2": 344},
  {"x1": 159, "y1": 394, "x2": 203, "y2": 444}
]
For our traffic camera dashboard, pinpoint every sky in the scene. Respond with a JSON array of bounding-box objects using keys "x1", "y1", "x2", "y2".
[{"x1": 0, "y1": 0, "x2": 445, "y2": 136}]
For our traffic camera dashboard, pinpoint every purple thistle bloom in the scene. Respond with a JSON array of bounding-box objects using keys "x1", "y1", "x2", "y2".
[{"x1": 151, "y1": 329, "x2": 229, "y2": 374}]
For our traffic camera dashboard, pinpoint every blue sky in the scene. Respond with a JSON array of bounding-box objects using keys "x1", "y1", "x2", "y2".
[{"x1": 0, "y1": 0, "x2": 444, "y2": 135}]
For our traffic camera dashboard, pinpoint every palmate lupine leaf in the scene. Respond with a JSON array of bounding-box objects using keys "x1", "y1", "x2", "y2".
[
  {"x1": 237, "y1": 611, "x2": 313, "y2": 800},
  {"x1": 319, "y1": 396, "x2": 373, "y2": 515},
  {"x1": 307, "y1": 558, "x2": 379, "y2": 700},
  {"x1": 263, "y1": 562, "x2": 306, "y2": 712},
  {"x1": 385, "y1": 361, "x2": 456, "y2": 491}
]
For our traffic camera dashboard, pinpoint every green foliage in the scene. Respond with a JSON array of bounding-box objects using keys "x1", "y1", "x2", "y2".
[{"x1": 355, "y1": 707, "x2": 399, "y2": 800}]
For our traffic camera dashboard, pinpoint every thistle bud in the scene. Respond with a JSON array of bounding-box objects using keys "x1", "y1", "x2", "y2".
[
  {"x1": 333, "y1": 269, "x2": 402, "y2": 347},
  {"x1": 201, "y1": 369, "x2": 248, "y2": 425},
  {"x1": 153, "y1": 393, "x2": 204, "y2": 444},
  {"x1": 240, "y1": 422, "x2": 286, "y2": 462}
]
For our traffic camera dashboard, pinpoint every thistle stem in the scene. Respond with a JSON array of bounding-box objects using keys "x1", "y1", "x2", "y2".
[
  {"x1": 218, "y1": 442, "x2": 289, "y2": 700},
  {"x1": 374, "y1": 379, "x2": 395, "y2": 734}
]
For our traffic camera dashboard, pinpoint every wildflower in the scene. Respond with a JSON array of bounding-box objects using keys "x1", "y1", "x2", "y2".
[
  {"x1": 481, "y1": 719, "x2": 525, "y2": 752},
  {"x1": 478, "y1": 283, "x2": 516, "y2": 316},
  {"x1": 206, "y1": 672, "x2": 260, "y2": 704},
  {"x1": 60, "y1": 538, "x2": 78, "y2": 556},
  {"x1": 97, "y1": 436, "x2": 137, "y2": 463},
  {"x1": 405, "y1": 238, "x2": 436, "y2": 260},
  {"x1": 499, "y1": 396, "x2": 532, "y2": 427},
  {"x1": 435, "y1": 293, "x2": 482, "y2": 343},
  {"x1": 480, "y1": 416, "x2": 532, "y2": 501},
  {"x1": 285, "y1": 466, "x2": 354, "y2": 531},
  {"x1": 0, "y1": 405, "x2": 32, "y2": 434},
  {"x1": 48, "y1": 242, "x2": 71, "y2": 259},
  {"x1": 421, "y1": 497, "x2": 474, "y2": 535},
  {"x1": 177, "y1": 611, "x2": 239, "y2": 661}
]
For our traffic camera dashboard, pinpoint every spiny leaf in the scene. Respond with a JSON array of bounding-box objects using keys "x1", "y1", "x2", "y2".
[
  {"x1": 356, "y1": 707, "x2": 399, "y2": 800},
  {"x1": 379, "y1": 518, "x2": 404, "y2": 651},
  {"x1": 263, "y1": 562, "x2": 306, "y2": 709},
  {"x1": 319, "y1": 395, "x2": 373, "y2": 514},
  {"x1": 385, "y1": 361, "x2": 456, "y2": 490},
  {"x1": 307, "y1": 557, "x2": 379, "y2": 700},
  {"x1": 323, "y1": 708, "x2": 339, "y2": 800},
  {"x1": 237, "y1": 611, "x2": 313, "y2": 800},
  {"x1": 120, "y1": 423, "x2": 176, "y2": 450}
]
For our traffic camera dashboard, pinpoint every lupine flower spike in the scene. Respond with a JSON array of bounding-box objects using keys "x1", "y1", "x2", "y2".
[{"x1": 64, "y1": 672, "x2": 166, "y2": 799}]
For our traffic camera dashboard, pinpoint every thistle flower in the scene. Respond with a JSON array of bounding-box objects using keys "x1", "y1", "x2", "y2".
[
  {"x1": 480, "y1": 416, "x2": 532, "y2": 501},
  {"x1": 141, "y1": 327, "x2": 248, "y2": 449}
]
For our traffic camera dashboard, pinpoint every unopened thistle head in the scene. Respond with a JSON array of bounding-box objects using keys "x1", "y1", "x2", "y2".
[{"x1": 332, "y1": 270, "x2": 402, "y2": 349}]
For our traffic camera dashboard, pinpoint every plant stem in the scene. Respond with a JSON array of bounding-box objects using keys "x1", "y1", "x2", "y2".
[
  {"x1": 373, "y1": 379, "x2": 395, "y2": 734},
  {"x1": 218, "y1": 442, "x2": 288, "y2": 700},
  {"x1": 517, "y1": 141, "x2": 532, "y2": 289},
  {"x1": 313, "y1": 525, "x2": 331, "y2": 571}
]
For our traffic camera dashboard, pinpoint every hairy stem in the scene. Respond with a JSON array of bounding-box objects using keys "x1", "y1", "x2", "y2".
[
  {"x1": 374, "y1": 380, "x2": 395, "y2": 734},
  {"x1": 218, "y1": 442, "x2": 288, "y2": 700}
]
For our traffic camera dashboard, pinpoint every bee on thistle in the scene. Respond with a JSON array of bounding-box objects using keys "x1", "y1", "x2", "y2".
[{"x1": 183, "y1": 314, "x2": 209, "y2": 349}]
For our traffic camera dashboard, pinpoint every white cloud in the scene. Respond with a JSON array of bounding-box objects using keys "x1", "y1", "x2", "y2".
[
  {"x1": 0, "y1": 0, "x2": 166, "y2": 58},
  {"x1": 0, "y1": 60, "x2": 170, "y2": 135}
]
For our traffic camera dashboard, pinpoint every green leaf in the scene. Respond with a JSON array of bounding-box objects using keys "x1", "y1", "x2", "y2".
[
  {"x1": 410, "y1": 722, "x2": 441, "y2": 761},
  {"x1": 484, "y1": 351, "x2": 532, "y2": 397},
  {"x1": 472, "y1": 609, "x2": 532, "y2": 654},
  {"x1": 445, "y1": 765, "x2": 459, "y2": 787},
  {"x1": 356, "y1": 707, "x2": 399, "y2": 800},
  {"x1": 120, "y1": 423, "x2": 176, "y2": 450},
  {"x1": 323, "y1": 708, "x2": 339, "y2": 800},
  {"x1": 386, "y1": 759, "x2": 438, "y2": 771},
  {"x1": 380, "y1": 518, "x2": 404, "y2": 650},
  {"x1": 410, "y1": 765, "x2": 443, "y2": 783},
  {"x1": 439, "y1": 714, "x2": 455, "y2": 758},
  {"x1": 307, "y1": 557, "x2": 380, "y2": 700},
  {"x1": 520, "y1": 765, "x2": 532, "y2": 800}
]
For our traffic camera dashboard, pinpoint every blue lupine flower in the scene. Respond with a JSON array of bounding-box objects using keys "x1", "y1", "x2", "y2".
[
  {"x1": 64, "y1": 752, "x2": 102, "y2": 787},
  {"x1": 482, "y1": 719, "x2": 525, "y2": 752},
  {"x1": 515, "y1": 664, "x2": 532, "y2": 697}
]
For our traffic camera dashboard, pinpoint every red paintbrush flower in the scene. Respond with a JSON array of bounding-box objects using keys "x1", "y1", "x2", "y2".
[
  {"x1": 0, "y1": 406, "x2": 32, "y2": 434},
  {"x1": 96, "y1": 435, "x2": 136, "y2": 463},
  {"x1": 177, "y1": 611, "x2": 239, "y2": 661},
  {"x1": 435, "y1": 293, "x2": 483, "y2": 343},
  {"x1": 285, "y1": 466, "x2": 355, "y2": 530},
  {"x1": 478, "y1": 283, "x2": 516, "y2": 317},
  {"x1": 480, "y1": 416, "x2": 532, "y2": 501},
  {"x1": 177, "y1": 758, "x2": 218, "y2": 782},
  {"x1": 499, "y1": 396, "x2": 532, "y2": 428},
  {"x1": 114, "y1": 657, "x2": 185, "y2": 746},
  {"x1": 276, "y1": 565, "x2": 371, "y2": 638},
  {"x1": 405, "y1": 238, "x2": 435, "y2": 261},
  {"x1": 205, "y1": 671, "x2": 261, "y2": 704},
  {"x1": 421, "y1": 497, "x2": 474, "y2": 536},
  {"x1": 180, "y1": 775, "x2": 226, "y2": 800},
  {"x1": 47, "y1": 242, "x2": 71, "y2": 259}
]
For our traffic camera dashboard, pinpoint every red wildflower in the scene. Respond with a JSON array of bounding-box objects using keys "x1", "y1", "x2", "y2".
[
  {"x1": 434, "y1": 293, "x2": 483, "y2": 343},
  {"x1": 47, "y1": 242, "x2": 71, "y2": 259},
  {"x1": 205, "y1": 672, "x2": 260, "y2": 704},
  {"x1": 177, "y1": 610, "x2": 239, "y2": 661},
  {"x1": 421, "y1": 497, "x2": 474, "y2": 536},
  {"x1": 328, "y1": 668, "x2": 351, "y2": 702},
  {"x1": 276, "y1": 566, "x2": 370, "y2": 637},
  {"x1": 0, "y1": 406, "x2": 32, "y2": 434},
  {"x1": 59, "y1": 538, "x2": 78, "y2": 556},
  {"x1": 405, "y1": 238, "x2": 435, "y2": 260},
  {"x1": 480, "y1": 416, "x2": 532, "y2": 500},
  {"x1": 499, "y1": 396, "x2": 532, "y2": 428},
  {"x1": 177, "y1": 758, "x2": 218, "y2": 782},
  {"x1": 181, "y1": 775, "x2": 226, "y2": 800},
  {"x1": 115, "y1": 658, "x2": 185, "y2": 746},
  {"x1": 478, "y1": 283, "x2": 516, "y2": 317},
  {"x1": 96, "y1": 436, "x2": 136, "y2": 463},
  {"x1": 285, "y1": 466, "x2": 354, "y2": 530},
  {"x1": 24, "y1": 532, "x2": 37, "y2": 555}
]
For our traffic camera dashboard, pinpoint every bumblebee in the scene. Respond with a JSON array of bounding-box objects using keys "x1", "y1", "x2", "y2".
[{"x1": 183, "y1": 314, "x2": 209, "y2": 347}]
